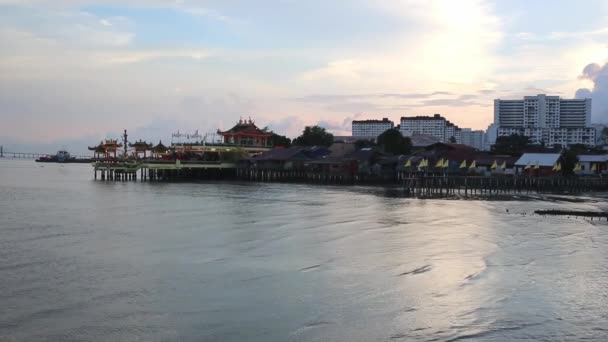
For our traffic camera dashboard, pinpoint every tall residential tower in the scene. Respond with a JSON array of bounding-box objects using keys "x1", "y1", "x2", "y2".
[{"x1": 491, "y1": 94, "x2": 595, "y2": 147}]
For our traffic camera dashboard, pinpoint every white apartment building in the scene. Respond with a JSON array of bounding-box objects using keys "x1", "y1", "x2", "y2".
[
  {"x1": 492, "y1": 94, "x2": 595, "y2": 147},
  {"x1": 461, "y1": 128, "x2": 485, "y2": 150},
  {"x1": 351, "y1": 118, "x2": 394, "y2": 138},
  {"x1": 401, "y1": 114, "x2": 448, "y2": 143},
  {"x1": 400, "y1": 114, "x2": 467, "y2": 144}
]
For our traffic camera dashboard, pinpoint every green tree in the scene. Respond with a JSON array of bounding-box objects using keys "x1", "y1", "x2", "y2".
[
  {"x1": 561, "y1": 149, "x2": 579, "y2": 176},
  {"x1": 491, "y1": 134, "x2": 531, "y2": 155},
  {"x1": 292, "y1": 125, "x2": 334, "y2": 147},
  {"x1": 354, "y1": 139, "x2": 376, "y2": 150},
  {"x1": 376, "y1": 129, "x2": 412, "y2": 155},
  {"x1": 270, "y1": 133, "x2": 291, "y2": 147},
  {"x1": 261, "y1": 126, "x2": 291, "y2": 147}
]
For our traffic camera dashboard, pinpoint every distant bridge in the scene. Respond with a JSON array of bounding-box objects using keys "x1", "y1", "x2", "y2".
[{"x1": 0, "y1": 146, "x2": 92, "y2": 159}]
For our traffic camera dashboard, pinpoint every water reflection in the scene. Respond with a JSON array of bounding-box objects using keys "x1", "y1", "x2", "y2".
[{"x1": 0, "y1": 160, "x2": 607, "y2": 341}]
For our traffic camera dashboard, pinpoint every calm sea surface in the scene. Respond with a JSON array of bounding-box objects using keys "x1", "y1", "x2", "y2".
[{"x1": 1, "y1": 159, "x2": 608, "y2": 341}]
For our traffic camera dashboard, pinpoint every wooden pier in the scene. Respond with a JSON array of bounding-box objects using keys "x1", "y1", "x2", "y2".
[
  {"x1": 93, "y1": 161, "x2": 608, "y2": 195},
  {"x1": 398, "y1": 174, "x2": 607, "y2": 196},
  {"x1": 93, "y1": 160, "x2": 237, "y2": 181}
]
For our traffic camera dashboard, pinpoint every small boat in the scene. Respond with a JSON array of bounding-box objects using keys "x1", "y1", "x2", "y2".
[{"x1": 35, "y1": 150, "x2": 93, "y2": 163}]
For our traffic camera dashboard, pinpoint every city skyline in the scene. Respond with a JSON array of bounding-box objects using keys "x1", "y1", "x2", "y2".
[{"x1": 2, "y1": 0, "x2": 608, "y2": 153}]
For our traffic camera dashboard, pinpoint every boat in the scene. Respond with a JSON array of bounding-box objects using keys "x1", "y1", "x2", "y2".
[{"x1": 35, "y1": 150, "x2": 93, "y2": 163}]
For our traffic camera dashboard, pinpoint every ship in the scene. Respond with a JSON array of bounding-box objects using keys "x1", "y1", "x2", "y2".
[{"x1": 35, "y1": 150, "x2": 93, "y2": 163}]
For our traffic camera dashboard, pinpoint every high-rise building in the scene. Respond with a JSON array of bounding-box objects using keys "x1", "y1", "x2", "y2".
[
  {"x1": 491, "y1": 94, "x2": 595, "y2": 147},
  {"x1": 351, "y1": 118, "x2": 394, "y2": 138}
]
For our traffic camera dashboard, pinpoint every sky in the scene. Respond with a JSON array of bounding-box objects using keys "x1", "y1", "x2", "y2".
[{"x1": 1, "y1": 0, "x2": 608, "y2": 153}]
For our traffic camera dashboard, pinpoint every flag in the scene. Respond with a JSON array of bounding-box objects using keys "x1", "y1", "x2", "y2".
[
  {"x1": 469, "y1": 160, "x2": 476, "y2": 169},
  {"x1": 435, "y1": 158, "x2": 444, "y2": 168},
  {"x1": 443, "y1": 159, "x2": 449, "y2": 168},
  {"x1": 500, "y1": 161, "x2": 506, "y2": 170},
  {"x1": 534, "y1": 161, "x2": 540, "y2": 169},
  {"x1": 404, "y1": 159, "x2": 411, "y2": 168},
  {"x1": 574, "y1": 163, "x2": 582, "y2": 171},
  {"x1": 491, "y1": 160, "x2": 497, "y2": 169},
  {"x1": 552, "y1": 163, "x2": 558, "y2": 171},
  {"x1": 418, "y1": 159, "x2": 426, "y2": 168},
  {"x1": 459, "y1": 160, "x2": 467, "y2": 169},
  {"x1": 524, "y1": 161, "x2": 531, "y2": 170},
  {"x1": 556, "y1": 163, "x2": 562, "y2": 171},
  {"x1": 591, "y1": 163, "x2": 597, "y2": 172}
]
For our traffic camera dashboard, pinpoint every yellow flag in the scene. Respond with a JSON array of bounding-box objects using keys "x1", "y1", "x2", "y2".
[
  {"x1": 556, "y1": 162, "x2": 562, "y2": 171},
  {"x1": 491, "y1": 160, "x2": 497, "y2": 169},
  {"x1": 418, "y1": 159, "x2": 426, "y2": 168},
  {"x1": 405, "y1": 159, "x2": 411, "y2": 168},
  {"x1": 443, "y1": 159, "x2": 449, "y2": 168},
  {"x1": 524, "y1": 161, "x2": 531, "y2": 170},
  {"x1": 591, "y1": 163, "x2": 597, "y2": 171},
  {"x1": 534, "y1": 161, "x2": 540, "y2": 169},
  {"x1": 574, "y1": 163, "x2": 582, "y2": 171},
  {"x1": 459, "y1": 160, "x2": 467, "y2": 169},
  {"x1": 469, "y1": 160, "x2": 476, "y2": 169},
  {"x1": 435, "y1": 158, "x2": 444, "y2": 168},
  {"x1": 500, "y1": 161, "x2": 506, "y2": 170},
  {"x1": 552, "y1": 163, "x2": 558, "y2": 171}
]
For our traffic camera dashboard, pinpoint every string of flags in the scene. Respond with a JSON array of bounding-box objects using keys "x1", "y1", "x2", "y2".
[
  {"x1": 402, "y1": 158, "x2": 479, "y2": 170},
  {"x1": 490, "y1": 160, "x2": 507, "y2": 170}
]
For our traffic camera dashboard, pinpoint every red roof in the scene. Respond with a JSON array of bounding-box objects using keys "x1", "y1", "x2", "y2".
[{"x1": 218, "y1": 121, "x2": 272, "y2": 136}]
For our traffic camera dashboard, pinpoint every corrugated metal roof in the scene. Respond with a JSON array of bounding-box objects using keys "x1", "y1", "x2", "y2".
[
  {"x1": 578, "y1": 155, "x2": 608, "y2": 162},
  {"x1": 515, "y1": 153, "x2": 561, "y2": 167}
]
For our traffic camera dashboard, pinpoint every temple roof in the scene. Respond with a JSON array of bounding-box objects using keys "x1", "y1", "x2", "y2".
[
  {"x1": 129, "y1": 140, "x2": 153, "y2": 149},
  {"x1": 218, "y1": 119, "x2": 272, "y2": 136},
  {"x1": 88, "y1": 140, "x2": 122, "y2": 151},
  {"x1": 152, "y1": 141, "x2": 168, "y2": 153},
  {"x1": 88, "y1": 142, "x2": 105, "y2": 152}
]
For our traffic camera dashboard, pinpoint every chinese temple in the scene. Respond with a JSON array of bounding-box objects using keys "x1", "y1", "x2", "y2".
[
  {"x1": 88, "y1": 139, "x2": 123, "y2": 159},
  {"x1": 129, "y1": 140, "x2": 153, "y2": 158},
  {"x1": 172, "y1": 118, "x2": 273, "y2": 156},
  {"x1": 217, "y1": 118, "x2": 273, "y2": 148},
  {"x1": 151, "y1": 140, "x2": 169, "y2": 157}
]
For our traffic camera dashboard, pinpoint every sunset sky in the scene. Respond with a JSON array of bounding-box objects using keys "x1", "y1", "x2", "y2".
[{"x1": 1, "y1": 0, "x2": 608, "y2": 151}]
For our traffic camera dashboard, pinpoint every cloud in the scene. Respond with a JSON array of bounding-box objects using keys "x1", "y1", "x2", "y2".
[
  {"x1": 292, "y1": 92, "x2": 452, "y2": 103},
  {"x1": 576, "y1": 62, "x2": 608, "y2": 123},
  {"x1": 515, "y1": 27, "x2": 608, "y2": 42}
]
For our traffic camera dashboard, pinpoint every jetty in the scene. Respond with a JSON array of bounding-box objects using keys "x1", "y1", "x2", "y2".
[{"x1": 90, "y1": 126, "x2": 608, "y2": 195}]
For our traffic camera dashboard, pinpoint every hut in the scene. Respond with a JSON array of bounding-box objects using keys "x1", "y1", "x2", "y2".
[
  {"x1": 515, "y1": 153, "x2": 562, "y2": 176},
  {"x1": 577, "y1": 155, "x2": 608, "y2": 175}
]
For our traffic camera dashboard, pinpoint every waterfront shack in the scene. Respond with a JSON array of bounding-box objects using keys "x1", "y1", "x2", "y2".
[
  {"x1": 515, "y1": 153, "x2": 562, "y2": 176},
  {"x1": 577, "y1": 155, "x2": 608, "y2": 175}
]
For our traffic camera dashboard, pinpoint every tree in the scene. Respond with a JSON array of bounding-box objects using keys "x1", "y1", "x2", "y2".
[
  {"x1": 261, "y1": 126, "x2": 291, "y2": 147},
  {"x1": 292, "y1": 125, "x2": 334, "y2": 147},
  {"x1": 354, "y1": 139, "x2": 376, "y2": 150},
  {"x1": 491, "y1": 134, "x2": 531, "y2": 155},
  {"x1": 561, "y1": 149, "x2": 578, "y2": 176},
  {"x1": 602, "y1": 127, "x2": 608, "y2": 145},
  {"x1": 448, "y1": 136, "x2": 457, "y2": 143},
  {"x1": 270, "y1": 133, "x2": 291, "y2": 147},
  {"x1": 376, "y1": 129, "x2": 412, "y2": 155}
]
